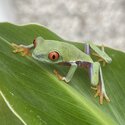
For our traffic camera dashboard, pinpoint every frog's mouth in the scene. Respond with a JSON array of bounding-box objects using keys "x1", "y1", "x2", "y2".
[{"x1": 32, "y1": 53, "x2": 44, "y2": 61}]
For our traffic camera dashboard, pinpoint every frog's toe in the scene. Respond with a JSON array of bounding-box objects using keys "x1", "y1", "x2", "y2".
[
  {"x1": 13, "y1": 49, "x2": 19, "y2": 53},
  {"x1": 93, "y1": 84, "x2": 110, "y2": 104},
  {"x1": 99, "y1": 92, "x2": 110, "y2": 104},
  {"x1": 91, "y1": 86, "x2": 97, "y2": 90},
  {"x1": 93, "y1": 85, "x2": 100, "y2": 97},
  {"x1": 11, "y1": 43, "x2": 22, "y2": 53},
  {"x1": 97, "y1": 58, "x2": 106, "y2": 66},
  {"x1": 104, "y1": 93, "x2": 110, "y2": 103},
  {"x1": 92, "y1": 52, "x2": 99, "y2": 57},
  {"x1": 92, "y1": 52, "x2": 107, "y2": 66},
  {"x1": 94, "y1": 90, "x2": 104, "y2": 104},
  {"x1": 11, "y1": 43, "x2": 19, "y2": 48},
  {"x1": 99, "y1": 93, "x2": 104, "y2": 104}
]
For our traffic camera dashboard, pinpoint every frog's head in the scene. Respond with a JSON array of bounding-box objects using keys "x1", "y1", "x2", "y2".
[{"x1": 32, "y1": 37, "x2": 63, "y2": 64}]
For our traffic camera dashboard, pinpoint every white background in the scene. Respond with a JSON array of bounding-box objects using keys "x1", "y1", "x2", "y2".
[{"x1": 0, "y1": 0, "x2": 125, "y2": 51}]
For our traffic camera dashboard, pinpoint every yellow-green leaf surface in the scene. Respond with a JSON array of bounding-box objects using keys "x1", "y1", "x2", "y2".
[
  {"x1": 0, "y1": 94, "x2": 23, "y2": 125},
  {"x1": 0, "y1": 23, "x2": 125, "y2": 125}
]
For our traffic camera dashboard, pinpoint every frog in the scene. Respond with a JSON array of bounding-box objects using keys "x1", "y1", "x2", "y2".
[{"x1": 11, "y1": 36, "x2": 112, "y2": 104}]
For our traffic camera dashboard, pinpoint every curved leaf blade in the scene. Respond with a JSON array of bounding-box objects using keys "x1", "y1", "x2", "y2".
[{"x1": 0, "y1": 23, "x2": 125, "y2": 125}]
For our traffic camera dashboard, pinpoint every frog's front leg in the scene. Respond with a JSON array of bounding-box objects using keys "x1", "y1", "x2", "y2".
[
  {"x1": 11, "y1": 43, "x2": 34, "y2": 56},
  {"x1": 54, "y1": 62, "x2": 77, "y2": 83},
  {"x1": 90, "y1": 62, "x2": 110, "y2": 104}
]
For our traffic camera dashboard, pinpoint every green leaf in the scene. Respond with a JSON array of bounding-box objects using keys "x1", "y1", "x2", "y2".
[
  {"x1": 0, "y1": 93, "x2": 23, "y2": 125},
  {"x1": 0, "y1": 22, "x2": 125, "y2": 125}
]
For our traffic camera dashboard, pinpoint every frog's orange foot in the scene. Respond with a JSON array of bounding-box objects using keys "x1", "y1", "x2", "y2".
[
  {"x1": 11, "y1": 43, "x2": 31, "y2": 56},
  {"x1": 53, "y1": 70, "x2": 63, "y2": 81},
  {"x1": 92, "y1": 84, "x2": 110, "y2": 104}
]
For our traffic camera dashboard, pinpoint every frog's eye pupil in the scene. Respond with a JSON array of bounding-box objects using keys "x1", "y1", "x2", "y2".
[
  {"x1": 52, "y1": 55, "x2": 55, "y2": 59},
  {"x1": 48, "y1": 51, "x2": 59, "y2": 61}
]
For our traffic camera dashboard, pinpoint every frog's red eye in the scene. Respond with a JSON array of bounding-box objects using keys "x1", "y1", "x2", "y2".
[
  {"x1": 33, "y1": 39, "x2": 36, "y2": 48},
  {"x1": 48, "y1": 51, "x2": 59, "y2": 61}
]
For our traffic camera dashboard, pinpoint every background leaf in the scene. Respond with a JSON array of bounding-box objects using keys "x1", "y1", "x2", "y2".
[{"x1": 0, "y1": 22, "x2": 125, "y2": 125}]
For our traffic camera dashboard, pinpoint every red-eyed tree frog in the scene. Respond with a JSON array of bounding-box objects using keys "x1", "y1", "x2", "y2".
[{"x1": 11, "y1": 37, "x2": 112, "y2": 104}]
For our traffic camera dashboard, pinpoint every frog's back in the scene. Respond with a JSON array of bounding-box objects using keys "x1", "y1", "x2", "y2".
[{"x1": 45, "y1": 40, "x2": 93, "y2": 63}]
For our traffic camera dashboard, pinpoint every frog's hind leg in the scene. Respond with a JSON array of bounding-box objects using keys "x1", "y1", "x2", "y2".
[
  {"x1": 84, "y1": 42, "x2": 104, "y2": 64},
  {"x1": 84, "y1": 43, "x2": 110, "y2": 104},
  {"x1": 84, "y1": 43, "x2": 90, "y2": 55},
  {"x1": 90, "y1": 62, "x2": 110, "y2": 104},
  {"x1": 85, "y1": 42, "x2": 112, "y2": 66},
  {"x1": 98, "y1": 67, "x2": 110, "y2": 104}
]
